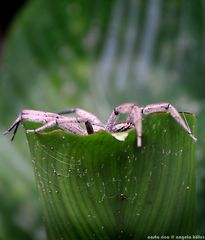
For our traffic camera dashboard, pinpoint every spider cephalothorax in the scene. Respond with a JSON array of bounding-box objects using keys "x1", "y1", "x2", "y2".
[{"x1": 4, "y1": 103, "x2": 197, "y2": 147}]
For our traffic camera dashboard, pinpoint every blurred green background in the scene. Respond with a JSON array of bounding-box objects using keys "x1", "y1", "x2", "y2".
[{"x1": 0, "y1": 0, "x2": 204, "y2": 239}]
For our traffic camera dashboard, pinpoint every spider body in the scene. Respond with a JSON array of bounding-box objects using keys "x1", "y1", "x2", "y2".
[{"x1": 4, "y1": 103, "x2": 197, "y2": 147}]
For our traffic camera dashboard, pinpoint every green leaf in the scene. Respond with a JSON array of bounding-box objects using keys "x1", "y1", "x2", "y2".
[
  {"x1": 1, "y1": 0, "x2": 204, "y2": 238},
  {"x1": 24, "y1": 112, "x2": 196, "y2": 239}
]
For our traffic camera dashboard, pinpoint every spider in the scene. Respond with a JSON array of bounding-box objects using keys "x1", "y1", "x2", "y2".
[{"x1": 4, "y1": 103, "x2": 197, "y2": 147}]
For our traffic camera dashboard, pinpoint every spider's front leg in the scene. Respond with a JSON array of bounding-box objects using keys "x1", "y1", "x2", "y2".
[
  {"x1": 3, "y1": 110, "x2": 63, "y2": 140},
  {"x1": 4, "y1": 109, "x2": 91, "y2": 140},
  {"x1": 142, "y1": 103, "x2": 197, "y2": 141},
  {"x1": 105, "y1": 103, "x2": 143, "y2": 147}
]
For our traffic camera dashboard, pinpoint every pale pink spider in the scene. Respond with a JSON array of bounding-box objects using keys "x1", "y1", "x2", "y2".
[{"x1": 4, "y1": 103, "x2": 197, "y2": 147}]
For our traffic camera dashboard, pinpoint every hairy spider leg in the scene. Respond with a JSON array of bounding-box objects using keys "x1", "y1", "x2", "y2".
[
  {"x1": 4, "y1": 110, "x2": 82, "y2": 140},
  {"x1": 57, "y1": 108, "x2": 103, "y2": 125},
  {"x1": 142, "y1": 103, "x2": 197, "y2": 141},
  {"x1": 2, "y1": 110, "x2": 54, "y2": 140},
  {"x1": 105, "y1": 103, "x2": 142, "y2": 147},
  {"x1": 105, "y1": 103, "x2": 135, "y2": 131},
  {"x1": 27, "y1": 121, "x2": 87, "y2": 135},
  {"x1": 5, "y1": 110, "x2": 67, "y2": 132},
  {"x1": 26, "y1": 116, "x2": 90, "y2": 135}
]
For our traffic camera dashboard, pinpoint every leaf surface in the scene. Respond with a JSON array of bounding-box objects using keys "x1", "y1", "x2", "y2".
[{"x1": 24, "y1": 113, "x2": 196, "y2": 239}]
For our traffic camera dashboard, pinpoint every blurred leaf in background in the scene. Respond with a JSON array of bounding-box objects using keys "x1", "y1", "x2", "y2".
[{"x1": 0, "y1": 0, "x2": 204, "y2": 239}]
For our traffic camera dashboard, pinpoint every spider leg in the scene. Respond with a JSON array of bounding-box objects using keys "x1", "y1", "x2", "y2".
[
  {"x1": 27, "y1": 121, "x2": 87, "y2": 135},
  {"x1": 57, "y1": 108, "x2": 103, "y2": 126},
  {"x1": 112, "y1": 122, "x2": 134, "y2": 132},
  {"x1": 131, "y1": 105, "x2": 142, "y2": 147},
  {"x1": 26, "y1": 120, "x2": 58, "y2": 133},
  {"x1": 11, "y1": 121, "x2": 21, "y2": 141},
  {"x1": 3, "y1": 114, "x2": 21, "y2": 135},
  {"x1": 143, "y1": 103, "x2": 197, "y2": 141},
  {"x1": 4, "y1": 110, "x2": 69, "y2": 140},
  {"x1": 3, "y1": 114, "x2": 22, "y2": 141},
  {"x1": 57, "y1": 108, "x2": 104, "y2": 134},
  {"x1": 26, "y1": 116, "x2": 90, "y2": 134},
  {"x1": 105, "y1": 103, "x2": 142, "y2": 147},
  {"x1": 105, "y1": 103, "x2": 136, "y2": 131},
  {"x1": 60, "y1": 123, "x2": 87, "y2": 135}
]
